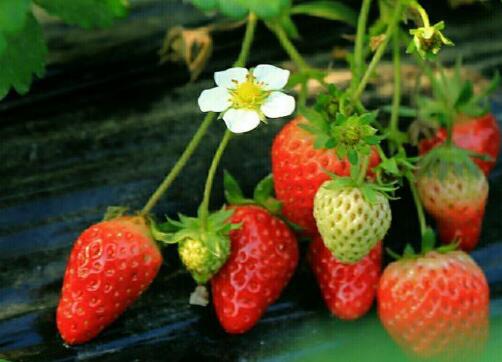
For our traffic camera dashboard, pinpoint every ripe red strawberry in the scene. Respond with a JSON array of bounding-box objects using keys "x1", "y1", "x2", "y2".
[
  {"x1": 271, "y1": 116, "x2": 380, "y2": 235},
  {"x1": 211, "y1": 205, "x2": 299, "y2": 334},
  {"x1": 308, "y1": 235, "x2": 382, "y2": 319},
  {"x1": 419, "y1": 113, "x2": 500, "y2": 175},
  {"x1": 416, "y1": 146, "x2": 488, "y2": 251},
  {"x1": 57, "y1": 216, "x2": 162, "y2": 345},
  {"x1": 378, "y1": 250, "x2": 489, "y2": 359}
]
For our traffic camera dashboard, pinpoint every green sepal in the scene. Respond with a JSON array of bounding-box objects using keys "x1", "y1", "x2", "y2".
[
  {"x1": 253, "y1": 174, "x2": 283, "y2": 215},
  {"x1": 417, "y1": 144, "x2": 484, "y2": 181},
  {"x1": 103, "y1": 206, "x2": 129, "y2": 221},
  {"x1": 154, "y1": 207, "x2": 237, "y2": 284},
  {"x1": 224, "y1": 170, "x2": 283, "y2": 216},
  {"x1": 386, "y1": 228, "x2": 459, "y2": 261},
  {"x1": 419, "y1": 59, "x2": 498, "y2": 127},
  {"x1": 224, "y1": 170, "x2": 254, "y2": 205},
  {"x1": 421, "y1": 227, "x2": 436, "y2": 253},
  {"x1": 322, "y1": 175, "x2": 397, "y2": 204}
]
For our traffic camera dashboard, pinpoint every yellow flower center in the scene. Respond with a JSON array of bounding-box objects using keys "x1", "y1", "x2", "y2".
[{"x1": 230, "y1": 74, "x2": 268, "y2": 110}]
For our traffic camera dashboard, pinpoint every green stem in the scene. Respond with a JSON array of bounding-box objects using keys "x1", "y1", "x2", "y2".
[
  {"x1": 352, "y1": 0, "x2": 402, "y2": 104},
  {"x1": 352, "y1": 0, "x2": 373, "y2": 89},
  {"x1": 407, "y1": 174, "x2": 427, "y2": 237},
  {"x1": 389, "y1": 31, "x2": 401, "y2": 137},
  {"x1": 413, "y1": 2, "x2": 431, "y2": 27},
  {"x1": 271, "y1": 23, "x2": 310, "y2": 72},
  {"x1": 200, "y1": 130, "x2": 233, "y2": 229},
  {"x1": 141, "y1": 112, "x2": 217, "y2": 214},
  {"x1": 234, "y1": 13, "x2": 258, "y2": 68},
  {"x1": 140, "y1": 13, "x2": 258, "y2": 215},
  {"x1": 356, "y1": 155, "x2": 370, "y2": 184},
  {"x1": 436, "y1": 61, "x2": 454, "y2": 145}
]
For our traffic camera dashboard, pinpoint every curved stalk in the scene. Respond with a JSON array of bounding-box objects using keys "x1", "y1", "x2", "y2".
[
  {"x1": 200, "y1": 130, "x2": 233, "y2": 229},
  {"x1": 352, "y1": 0, "x2": 373, "y2": 89},
  {"x1": 407, "y1": 174, "x2": 427, "y2": 237},
  {"x1": 270, "y1": 23, "x2": 310, "y2": 72},
  {"x1": 352, "y1": 0, "x2": 402, "y2": 104},
  {"x1": 140, "y1": 13, "x2": 258, "y2": 215}
]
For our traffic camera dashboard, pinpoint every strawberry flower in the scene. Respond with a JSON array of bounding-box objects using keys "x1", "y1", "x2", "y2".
[
  {"x1": 407, "y1": 21, "x2": 453, "y2": 60},
  {"x1": 198, "y1": 65, "x2": 296, "y2": 133}
]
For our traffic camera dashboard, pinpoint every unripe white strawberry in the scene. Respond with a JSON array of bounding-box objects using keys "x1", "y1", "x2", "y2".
[{"x1": 313, "y1": 181, "x2": 391, "y2": 263}]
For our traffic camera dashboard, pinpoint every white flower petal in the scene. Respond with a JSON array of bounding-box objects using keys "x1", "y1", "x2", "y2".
[
  {"x1": 214, "y1": 67, "x2": 248, "y2": 89},
  {"x1": 223, "y1": 108, "x2": 261, "y2": 134},
  {"x1": 261, "y1": 91, "x2": 296, "y2": 118},
  {"x1": 253, "y1": 64, "x2": 290, "y2": 90},
  {"x1": 198, "y1": 87, "x2": 231, "y2": 112}
]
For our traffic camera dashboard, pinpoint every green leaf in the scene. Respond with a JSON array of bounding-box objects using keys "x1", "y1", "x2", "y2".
[
  {"x1": 287, "y1": 72, "x2": 309, "y2": 89},
  {"x1": 223, "y1": 170, "x2": 245, "y2": 204},
  {"x1": 363, "y1": 135, "x2": 380, "y2": 145},
  {"x1": 243, "y1": 0, "x2": 291, "y2": 20},
  {"x1": 300, "y1": 107, "x2": 328, "y2": 132},
  {"x1": 291, "y1": 1, "x2": 357, "y2": 26},
  {"x1": 34, "y1": 0, "x2": 128, "y2": 29},
  {"x1": 379, "y1": 158, "x2": 399, "y2": 175},
  {"x1": 348, "y1": 149, "x2": 359, "y2": 165},
  {"x1": 253, "y1": 174, "x2": 275, "y2": 204},
  {"x1": 217, "y1": 0, "x2": 248, "y2": 19},
  {"x1": 278, "y1": 14, "x2": 300, "y2": 39},
  {"x1": 454, "y1": 81, "x2": 473, "y2": 108},
  {"x1": 314, "y1": 134, "x2": 330, "y2": 149},
  {"x1": 403, "y1": 244, "x2": 416, "y2": 257},
  {"x1": 208, "y1": 208, "x2": 234, "y2": 227},
  {"x1": 190, "y1": 0, "x2": 218, "y2": 11},
  {"x1": 0, "y1": 0, "x2": 31, "y2": 56},
  {"x1": 421, "y1": 227, "x2": 437, "y2": 253},
  {"x1": 0, "y1": 13, "x2": 48, "y2": 100},
  {"x1": 103, "y1": 206, "x2": 129, "y2": 221}
]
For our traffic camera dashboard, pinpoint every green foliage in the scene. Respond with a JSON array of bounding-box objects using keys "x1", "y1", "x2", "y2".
[
  {"x1": 190, "y1": 0, "x2": 291, "y2": 20},
  {"x1": 153, "y1": 208, "x2": 238, "y2": 284},
  {"x1": 246, "y1": 0, "x2": 291, "y2": 19},
  {"x1": 34, "y1": 0, "x2": 128, "y2": 29},
  {"x1": 0, "y1": 13, "x2": 47, "y2": 99},
  {"x1": 290, "y1": 1, "x2": 357, "y2": 26},
  {"x1": 417, "y1": 144, "x2": 484, "y2": 181},
  {"x1": 224, "y1": 170, "x2": 282, "y2": 215},
  {"x1": 418, "y1": 59, "x2": 500, "y2": 127},
  {"x1": 0, "y1": 0, "x2": 128, "y2": 101},
  {"x1": 190, "y1": 0, "x2": 218, "y2": 12},
  {"x1": 0, "y1": 0, "x2": 31, "y2": 55},
  {"x1": 299, "y1": 107, "x2": 380, "y2": 165}
]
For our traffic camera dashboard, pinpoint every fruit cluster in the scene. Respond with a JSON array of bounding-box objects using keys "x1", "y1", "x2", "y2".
[{"x1": 54, "y1": 1, "x2": 499, "y2": 360}]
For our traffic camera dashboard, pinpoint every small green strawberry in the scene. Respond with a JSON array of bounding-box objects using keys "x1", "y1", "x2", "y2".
[
  {"x1": 313, "y1": 179, "x2": 392, "y2": 263},
  {"x1": 153, "y1": 209, "x2": 238, "y2": 284}
]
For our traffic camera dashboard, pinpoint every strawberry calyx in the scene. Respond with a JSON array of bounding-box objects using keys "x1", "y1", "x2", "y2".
[
  {"x1": 418, "y1": 59, "x2": 500, "y2": 128},
  {"x1": 323, "y1": 169, "x2": 397, "y2": 204},
  {"x1": 103, "y1": 206, "x2": 130, "y2": 221},
  {"x1": 224, "y1": 171, "x2": 303, "y2": 232},
  {"x1": 298, "y1": 107, "x2": 381, "y2": 165},
  {"x1": 386, "y1": 227, "x2": 458, "y2": 261},
  {"x1": 417, "y1": 143, "x2": 485, "y2": 180},
  {"x1": 151, "y1": 208, "x2": 238, "y2": 285},
  {"x1": 224, "y1": 170, "x2": 283, "y2": 216}
]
